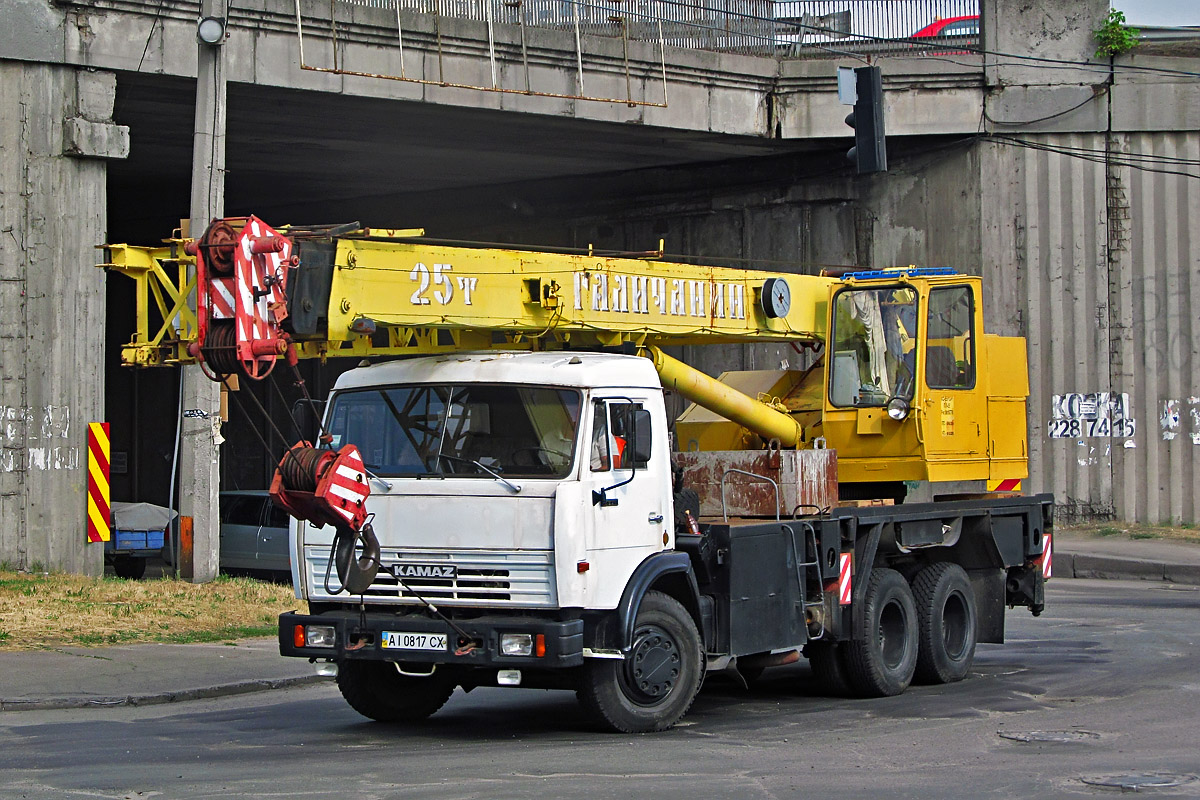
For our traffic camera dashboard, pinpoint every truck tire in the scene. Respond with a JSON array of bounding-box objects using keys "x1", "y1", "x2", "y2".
[
  {"x1": 112, "y1": 556, "x2": 146, "y2": 580},
  {"x1": 336, "y1": 661, "x2": 457, "y2": 723},
  {"x1": 912, "y1": 562, "x2": 977, "y2": 684},
  {"x1": 844, "y1": 568, "x2": 918, "y2": 697},
  {"x1": 577, "y1": 590, "x2": 704, "y2": 733},
  {"x1": 806, "y1": 642, "x2": 851, "y2": 696}
]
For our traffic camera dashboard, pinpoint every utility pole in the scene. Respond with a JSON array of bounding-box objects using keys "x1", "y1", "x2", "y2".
[{"x1": 182, "y1": 0, "x2": 229, "y2": 582}]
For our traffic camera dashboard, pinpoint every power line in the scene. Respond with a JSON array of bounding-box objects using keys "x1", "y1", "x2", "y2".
[
  {"x1": 989, "y1": 135, "x2": 1200, "y2": 179},
  {"x1": 983, "y1": 90, "x2": 1105, "y2": 127}
]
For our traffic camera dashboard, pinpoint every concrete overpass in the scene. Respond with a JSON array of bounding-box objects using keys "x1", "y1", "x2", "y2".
[{"x1": 2, "y1": 0, "x2": 1199, "y2": 574}]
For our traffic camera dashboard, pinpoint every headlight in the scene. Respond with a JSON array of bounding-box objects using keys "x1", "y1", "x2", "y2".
[
  {"x1": 500, "y1": 633, "x2": 533, "y2": 656},
  {"x1": 303, "y1": 624, "x2": 337, "y2": 648},
  {"x1": 887, "y1": 397, "x2": 910, "y2": 421}
]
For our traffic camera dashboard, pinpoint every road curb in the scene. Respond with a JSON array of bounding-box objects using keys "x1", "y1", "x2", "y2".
[
  {"x1": 0, "y1": 673, "x2": 332, "y2": 713},
  {"x1": 1057, "y1": 552, "x2": 1200, "y2": 585}
]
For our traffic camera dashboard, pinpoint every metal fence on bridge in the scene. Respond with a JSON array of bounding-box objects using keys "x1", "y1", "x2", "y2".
[{"x1": 295, "y1": 0, "x2": 979, "y2": 104}]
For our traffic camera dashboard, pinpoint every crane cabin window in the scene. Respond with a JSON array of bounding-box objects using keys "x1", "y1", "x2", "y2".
[
  {"x1": 829, "y1": 286, "x2": 918, "y2": 407},
  {"x1": 325, "y1": 384, "x2": 582, "y2": 478},
  {"x1": 925, "y1": 286, "x2": 976, "y2": 389}
]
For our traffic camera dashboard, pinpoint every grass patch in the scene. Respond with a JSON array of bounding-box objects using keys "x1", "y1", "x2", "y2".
[
  {"x1": 0, "y1": 570, "x2": 296, "y2": 652},
  {"x1": 1061, "y1": 522, "x2": 1200, "y2": 545}
]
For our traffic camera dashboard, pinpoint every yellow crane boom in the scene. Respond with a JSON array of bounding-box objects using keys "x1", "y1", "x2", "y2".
[{"x1": 99, "y1": 222, "x2": 835, "y2": 367}]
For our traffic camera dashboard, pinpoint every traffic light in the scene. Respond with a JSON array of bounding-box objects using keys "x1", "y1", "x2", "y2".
[{"x1": 845, "y1": 65, "x2": 887, "y2": 174}]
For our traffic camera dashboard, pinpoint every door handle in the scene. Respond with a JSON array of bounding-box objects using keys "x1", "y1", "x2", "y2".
[{"x1": 648, "y1": 513, "x2": 664, "y2": 524}]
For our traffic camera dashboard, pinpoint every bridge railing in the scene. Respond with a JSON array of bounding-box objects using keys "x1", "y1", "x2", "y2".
[
  {"x1": 316, "y1": 0, "x2": 978, "y2": 57},
  {"x1": 295, "y1": 0, "x2": 980, "y2": 104},
  {"x1": 772, "y1": 0, "x2": 979, "y2": 57}
]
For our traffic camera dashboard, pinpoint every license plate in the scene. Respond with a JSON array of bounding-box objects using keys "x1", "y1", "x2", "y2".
[{"x1": 382, "y1": 631, "x2": 448, "y2": 651}]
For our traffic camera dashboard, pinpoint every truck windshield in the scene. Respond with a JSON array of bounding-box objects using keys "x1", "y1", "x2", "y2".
[
  {"x1": 325, "y1": 384, "x2": 581, "y2": 479},
  {"x1": 829, "y1": 286, "x2": 917, "y2": 407}
]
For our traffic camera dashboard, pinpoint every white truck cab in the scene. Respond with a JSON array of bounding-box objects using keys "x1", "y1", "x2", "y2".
[{"x1": 293, "y1": 351, "x2": 674, "y2": 614}]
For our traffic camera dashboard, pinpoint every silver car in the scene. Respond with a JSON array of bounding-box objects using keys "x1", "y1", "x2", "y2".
[
  {"x1": 219, "y1": 490, "x2": 291, "y2": 573},
  {"x1": 163, "y1": 490, "x2": 291, "y2": 575}
]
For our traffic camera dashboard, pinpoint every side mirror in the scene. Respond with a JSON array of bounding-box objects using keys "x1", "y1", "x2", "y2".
[{"x1": 631, "y1": 408, "x2": 652, "y2": 465}]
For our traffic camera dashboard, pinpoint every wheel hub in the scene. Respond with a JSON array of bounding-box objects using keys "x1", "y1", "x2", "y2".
[{"x1": 623, "y1": 624, "x2": 680, "y2": 705}]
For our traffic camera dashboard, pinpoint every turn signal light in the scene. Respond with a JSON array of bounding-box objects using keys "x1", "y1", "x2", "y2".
[
  {"x1": 535, "y1": 633, "x2": 546, "y2": 658},
  {"x1": 293, "y1": 625, "x2": 305, "y2": 648}
]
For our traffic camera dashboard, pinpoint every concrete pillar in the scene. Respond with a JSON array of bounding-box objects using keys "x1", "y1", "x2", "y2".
[
  {"x1": 0, "y1": 62, "x2": 129, "y2": 575},
  {"x1": 181, "y1": 1, "x2": 229, "y2": 584}
]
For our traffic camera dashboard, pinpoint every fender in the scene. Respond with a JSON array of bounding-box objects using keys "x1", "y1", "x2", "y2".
[{"x1": 616, "y1": 551, "x2": 702, "y2": 652}]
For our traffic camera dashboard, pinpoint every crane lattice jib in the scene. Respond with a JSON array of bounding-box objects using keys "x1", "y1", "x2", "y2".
[{"x1": 99, "y1": 224, "x2": 836, "y2": 367}]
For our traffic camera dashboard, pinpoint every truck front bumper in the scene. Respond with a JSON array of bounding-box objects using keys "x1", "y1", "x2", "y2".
[{"x1": 279, "y1": 609, "x2": 584, "y2": 668}]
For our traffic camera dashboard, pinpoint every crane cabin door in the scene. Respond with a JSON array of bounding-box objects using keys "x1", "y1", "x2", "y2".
[
  {"x1": 583, "y1": 395, "x2": 671, "y2": 607},
  {"x1": 919, "y1": 283, "x2": 987, "y2": 480}
]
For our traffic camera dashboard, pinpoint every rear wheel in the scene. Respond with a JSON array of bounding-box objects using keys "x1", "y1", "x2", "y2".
[
  {"x1": 844, "y1": 568, "x2": 918, "y2": 697},
  {"x1": 912, "y1": 562, "x2": 977, "y2": 684},
  {"x1": 112, "y1": 556, "x2": 146, "y2": 580},
  {"x1": 577, "y1": 591, "x2": 704, "y2": 733},
  {"x1": 336, "y1": 660, "x2": 457, "y2": 723}
]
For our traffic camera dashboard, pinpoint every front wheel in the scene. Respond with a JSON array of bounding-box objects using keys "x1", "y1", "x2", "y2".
[
  {"x1": 912, "y1": 562, "x2": 977, "y2": 684},
  {"x1": 336, "y1": 660, "x2": 457, "y2": 723},
  {"x1": 577, "y1": 591, "x2": 704, "y2": 733},
  {"x1": 844, "y1": 568, "x2": 918, "y2": 697},
  {"x1": 806, "y1": 641, "x2": 852, "y2": 696}
]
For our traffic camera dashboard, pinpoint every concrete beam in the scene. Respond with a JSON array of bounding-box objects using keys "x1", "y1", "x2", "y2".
[{"x1": 38, "y1": 0, "x2": 783, "y2": 139}]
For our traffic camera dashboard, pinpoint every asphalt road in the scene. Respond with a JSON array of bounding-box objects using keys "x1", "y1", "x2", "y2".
[{"x1": 3, "y1": 579, "x2": 1199, "y2": 799}]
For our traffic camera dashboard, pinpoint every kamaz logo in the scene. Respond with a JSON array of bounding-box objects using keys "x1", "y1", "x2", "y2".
[{"x1": 394, "y1": 564, "x2": 457, "y2": 580}]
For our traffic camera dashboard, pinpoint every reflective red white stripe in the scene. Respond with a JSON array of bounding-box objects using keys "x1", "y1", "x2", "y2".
[
  {"x1": 838, "y1": 552, "x2": 852, "y2": 605},
  {"x1": 225, "y1": 216, "x2": 293, "y2": 373},
  {"x1": 1039, "y1": 533, "x2": 1053, "y2": 579},
  {"x1": 210, "y1": 278, "x2": 235, "y2": 319},
  {"x1": 320, "y1": 446, "x2": 370, "y2": 529}
]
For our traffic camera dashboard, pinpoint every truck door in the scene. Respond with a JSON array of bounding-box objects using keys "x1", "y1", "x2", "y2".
[
  {"x1": 920, "y1": 284, "x2": 986, "y2": 466},
  {"x1": 583, "y1": 396, "x2": 670, "y2": 607}
]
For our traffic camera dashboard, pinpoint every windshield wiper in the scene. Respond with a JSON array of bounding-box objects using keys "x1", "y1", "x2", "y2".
[
  {"x1": 432, "y1": 454, "x2": 521, "y2": 494},
  {"x1": 469, "y1": 459, "x2": 522, "y2": 494}
]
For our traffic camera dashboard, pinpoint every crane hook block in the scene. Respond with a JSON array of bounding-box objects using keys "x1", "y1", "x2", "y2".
[{"x1": 269, "y1": 441, "x2": 372, "y2": 535}]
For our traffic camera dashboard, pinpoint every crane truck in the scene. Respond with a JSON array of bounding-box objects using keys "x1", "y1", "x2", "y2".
[{"x1": 102, "y1": 216, "x2": 1053, "y2": 732}]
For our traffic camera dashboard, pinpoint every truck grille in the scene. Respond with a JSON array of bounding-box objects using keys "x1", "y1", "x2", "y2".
[{"x1": 306, "y1": 547, "x2": 556, "y2": 607}]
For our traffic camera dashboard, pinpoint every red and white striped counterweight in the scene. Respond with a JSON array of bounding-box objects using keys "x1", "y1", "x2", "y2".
[{"x1": 186, "y1": 216, "x2": 296, "y2": 379}]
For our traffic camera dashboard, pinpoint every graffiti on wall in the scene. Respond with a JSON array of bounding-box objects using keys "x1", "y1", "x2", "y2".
[
  {"x1": 1048, "y1": 392, "x2": 1137, "y2": 440},
  {"x1": 0, "y1": 405, "x2": 80, "y2": 472},
  {"x1": 1160, "y1": 397, "x2": 1200, "y2": 443},
  {"x1": 1048, "y1": 392, "x2": 1138, "y2": 467}
]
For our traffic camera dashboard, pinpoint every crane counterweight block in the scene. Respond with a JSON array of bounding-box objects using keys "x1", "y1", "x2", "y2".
[{"x1": 269, "y1": 441, "x2": 372, "y2": 534}]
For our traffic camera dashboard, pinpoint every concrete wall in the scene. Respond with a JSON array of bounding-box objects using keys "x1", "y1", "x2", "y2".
[
  {"x1": 984, "y1": 130, "x2": 1200, "y2": 525},
  {"x1": 0, "y1": 62, "x2": 127, "y2": 573}
]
